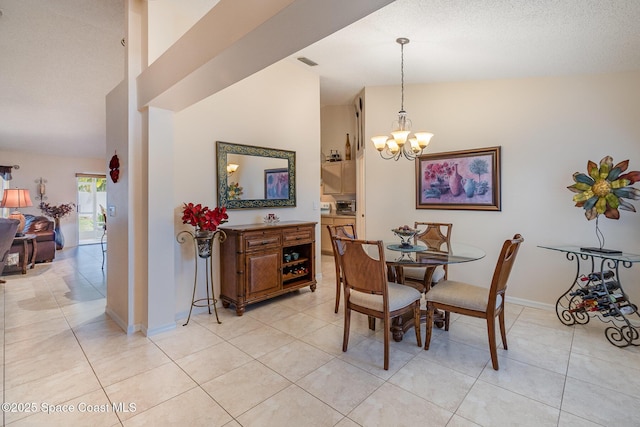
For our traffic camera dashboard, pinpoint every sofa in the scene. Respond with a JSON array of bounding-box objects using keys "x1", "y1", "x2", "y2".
[{"x1": 4, "y1": 214, "x2": 56, "y2": 274}]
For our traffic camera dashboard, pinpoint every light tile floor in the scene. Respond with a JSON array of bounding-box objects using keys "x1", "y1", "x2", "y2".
[{"x1": 2, "y1": 246, "x2": 640, "y2": 426}]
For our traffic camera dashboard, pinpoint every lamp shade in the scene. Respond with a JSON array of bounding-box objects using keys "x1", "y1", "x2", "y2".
[
  {"x1": 1, "y1": 189, "x2": 32, "y2": 236},
  {"x1": 0, "y1": 188, "x2": 33, "y2": 208}
]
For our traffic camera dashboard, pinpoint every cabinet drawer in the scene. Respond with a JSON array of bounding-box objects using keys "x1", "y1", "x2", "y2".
[
  {"x1": 244, "y1": 232, "x2": 281, "y2": 251},
  {"x1": 283, "y1": 227, "x2": 313, "y2": 244}
]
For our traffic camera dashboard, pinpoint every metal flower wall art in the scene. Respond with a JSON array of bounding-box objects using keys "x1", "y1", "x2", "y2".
[
  {"x1": 568, "y1": 156, "x2": 640, "y2": 251},
  {"x1": 568, "y1": 156, "x2": 640, "y2": 221}
]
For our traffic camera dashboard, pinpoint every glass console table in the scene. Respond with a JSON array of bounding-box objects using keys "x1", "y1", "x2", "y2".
[{"x1": 539, "y1": 245, "x2": 640, "y2": 347}]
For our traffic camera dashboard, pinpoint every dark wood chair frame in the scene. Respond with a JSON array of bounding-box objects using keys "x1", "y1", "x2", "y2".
[
  {"x1": 326, "y1": 223, "x2": 357, "y2": 313},
  {"x1": 334, "y1": 236, "x2": 422, "y2": 370},
  {"x1": 424, "y1": 234, "x2": 524, "y2": 370},
  {"x1": 398, "y1": 222, "x2": 453, "y2": 293}
]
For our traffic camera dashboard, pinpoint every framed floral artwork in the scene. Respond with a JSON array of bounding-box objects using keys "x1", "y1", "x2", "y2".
[
  {"x1": 264, "y1": 168, "x2": 289, "y2": 200},
  {"x1": 416, "y1": 146, "x2": 501, "y2": 211}
]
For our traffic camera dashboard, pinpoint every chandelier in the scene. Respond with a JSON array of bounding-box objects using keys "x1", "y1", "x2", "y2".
[{"x1": 371, "y1": 38, "x2": 433, "y2": 161}]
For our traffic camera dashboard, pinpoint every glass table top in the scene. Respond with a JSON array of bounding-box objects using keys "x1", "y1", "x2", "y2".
[
  {"x1": 383, "y1": 241, "x2": 486, "y2": 266},
  {"x1": 538, "y1": 245, "x2": 640, "y2": 263}
]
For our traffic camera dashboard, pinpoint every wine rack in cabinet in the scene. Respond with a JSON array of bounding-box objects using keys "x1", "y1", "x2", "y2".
[
  {"x1": 539, "y1": 245, "x2": 640, "y2": 347},
  {"x1": 219, "y1": 221, "x2": 316, "y2": 316}
]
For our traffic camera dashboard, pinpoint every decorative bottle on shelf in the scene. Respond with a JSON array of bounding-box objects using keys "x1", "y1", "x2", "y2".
[{"x1": 345, "y1": 133, "x2": 351, "y2": 160}]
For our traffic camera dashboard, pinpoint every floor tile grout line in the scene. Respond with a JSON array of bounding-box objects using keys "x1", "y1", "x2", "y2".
[
  {"x1": 5, "y1": 251, "x2": 639, "y2": 426},
  {"x1": 43, "y1": 260, "x2": 126, "y2": 426}
]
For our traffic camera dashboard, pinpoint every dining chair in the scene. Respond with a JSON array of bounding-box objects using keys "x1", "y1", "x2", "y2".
[
  {"x1": 334, "y1": 236, "x2": 422, "y2": 370},
  {"x1": 424, "y1": 234, "x2": 524, "y2": 370},
  {"x1": 326, "y1": 223, "x2": 357, "y2": 313},
  {"x1": 399, "y1": 222, "x2": 453, "y2": 293}
]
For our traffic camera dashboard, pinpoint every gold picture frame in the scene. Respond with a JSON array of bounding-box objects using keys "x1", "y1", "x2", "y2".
[{"x1": 416, "y1": 146, "x2": 501, "y2": 211}]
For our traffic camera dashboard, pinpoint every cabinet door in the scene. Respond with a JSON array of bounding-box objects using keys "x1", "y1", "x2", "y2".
[
  {"x1": 334, "y1": 217, "x2": 356, "y2": 228},
  {"x1": 341, "y1": 161, "x2": 356, "y2": 194},
  {"x1": 246, "y1": 249, "x2": 281, "y2": 299},
  {"x1": 322, "y1": 162, "x2": 342, "y2": 194},
  {"x1": 320, "y1": 218, "x2": 334, "y2": 255}
]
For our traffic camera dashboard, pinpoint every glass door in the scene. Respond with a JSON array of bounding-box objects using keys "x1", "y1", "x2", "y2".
[{"x1": 77, "y1": 175, "x2": 107, "y2": 244}]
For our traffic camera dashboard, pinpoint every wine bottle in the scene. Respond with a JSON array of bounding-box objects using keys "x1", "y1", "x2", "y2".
[
  {"x1": 345, "y1": 133, "x2": 351, "y2": 160},
  {"x1": 580, "y1": 270, "x2": 614, "y2": 282},
  {"x1": 570, "y1": 287, "x2": 589, "y2": 297},
  {"x1": 602, "y1": 305, "x2": 636, "y2": 317}
]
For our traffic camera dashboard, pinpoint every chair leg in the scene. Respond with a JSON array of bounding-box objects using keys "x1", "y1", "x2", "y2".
[
  {"x1": 444, "y1": 311, "x2": 450, "y2": 331},
  {"x1": 383, "y1": 316, "x2": 390, "y2": 370},
  {"x1": 424, "y1": 303, "x2": 434, "y2": 350},
  {"x1": 498, "y1": 310, "x2": 508, "y2": 350},
  {"x1": 486, "y1": 316, "x2": 499, "y2": 370},
  {"x1": 413, "y1": 301, "x2": 422, "y2": 348},
  {"x1": 343, "y1": 308, "x2": 351, "y2": 352}
]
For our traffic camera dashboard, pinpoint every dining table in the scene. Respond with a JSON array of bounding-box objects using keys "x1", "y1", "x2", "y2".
[{"x1": 381, "y1": 241, "x2": 486, "y2": 341}]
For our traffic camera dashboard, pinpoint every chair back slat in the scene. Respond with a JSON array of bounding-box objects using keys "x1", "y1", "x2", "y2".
[
  {"x1": 336, "y1": 237, "x2": 388, "y2": 296},
  {"x1": 413, "y1": 222, "x2": 452, "y2": 252},
  {"x1": 327, "y1": 224, "x2": 356, "y2": 256},
  {"x1": 487, "y1": 234, "x2": 524, "y2": 314}
]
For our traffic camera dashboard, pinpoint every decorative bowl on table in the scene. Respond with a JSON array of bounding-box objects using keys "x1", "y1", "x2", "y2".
[{"x1": 391, "y1": 226, "x2": 419, "y2": 248}]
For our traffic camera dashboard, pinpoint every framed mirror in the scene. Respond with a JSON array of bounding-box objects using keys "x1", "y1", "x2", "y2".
[{"x1": 216, "y1": 141, "x2": 296, "y2": 209}]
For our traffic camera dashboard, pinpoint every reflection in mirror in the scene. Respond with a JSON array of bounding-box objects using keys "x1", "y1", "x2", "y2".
[{"x1": 217, "y1": 141, "x2": 296, "y2": 209}]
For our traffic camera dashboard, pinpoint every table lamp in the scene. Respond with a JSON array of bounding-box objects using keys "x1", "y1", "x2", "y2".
[{"x1": 0, "y1": 188, "x2": 33, "y2": 236}]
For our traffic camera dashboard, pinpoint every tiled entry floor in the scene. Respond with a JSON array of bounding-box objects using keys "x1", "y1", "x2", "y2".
[{"x1": 2, "y1": 246, "x2": 640, "y2": 426}]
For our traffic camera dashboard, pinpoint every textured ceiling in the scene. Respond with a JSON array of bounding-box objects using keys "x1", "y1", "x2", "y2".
[
  {"x1": 0, "y1": 0, "x2": 125, "y2": 159},
  {"x1": 1, "y1": 0, "x2": 639, "y2": 159},
  {"x1": 295, "y1": 0, "x2": 640, "y2": 106}
]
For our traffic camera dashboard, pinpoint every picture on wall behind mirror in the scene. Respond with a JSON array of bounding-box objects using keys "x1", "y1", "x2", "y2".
[
  {"x1": 265, "y1": 168, "x2": 289, "y2": 199},
  {"x1": 416, "y1": 146, "x2": 501, "y2": 211}
]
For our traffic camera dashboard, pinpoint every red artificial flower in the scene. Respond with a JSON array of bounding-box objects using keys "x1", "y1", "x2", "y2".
[{"x1": 181, "y1": 203, "x2": 228, "y2": 232}]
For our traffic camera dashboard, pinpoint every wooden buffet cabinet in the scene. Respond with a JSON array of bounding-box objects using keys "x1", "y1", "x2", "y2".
[{"x1": 219, "y1": 221, "x2": 317, "y2": 315}]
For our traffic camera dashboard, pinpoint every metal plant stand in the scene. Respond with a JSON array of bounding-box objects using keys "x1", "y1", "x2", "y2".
[{"x1": 177, "y1": 229, "x2": 227, "y2": 326}]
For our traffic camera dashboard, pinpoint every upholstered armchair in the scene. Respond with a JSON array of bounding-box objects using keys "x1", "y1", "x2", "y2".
[{"x1": 0, "y1": 218, "x2": 19, "y2": 282}]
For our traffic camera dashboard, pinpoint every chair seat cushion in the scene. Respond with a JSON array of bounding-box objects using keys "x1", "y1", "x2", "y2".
[
  {"x1": 350, "y1": 282, "x2": 421, "y2": 312},
  {"x1": 403, "y1": 265, "x2": 445, "y2": 284},
  {"x1": 425, "y1": 280, "x2": 502, "y2": 312}
]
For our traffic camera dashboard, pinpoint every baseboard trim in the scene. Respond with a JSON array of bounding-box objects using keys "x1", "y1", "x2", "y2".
[
  {"x1": 142, "y1": 322, "x2": 176, "y2": 337},
  {"x1": 505, "y1": 296, "x2": 555, "y2": 311},
  {"x1": 105, "y1": 306, "x2": 138, "y2": 334}
]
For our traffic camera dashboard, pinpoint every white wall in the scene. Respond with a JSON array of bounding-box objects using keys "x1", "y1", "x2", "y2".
[
  {"x1": 105, "y1": 80, "x2": 131, "y2": 331},
  {"x1": 0, "y1": 149, "x2": 105, "y2": 248},
  {"x1": 363, "y1": 71, "x2": 640, "y2": 307},
  {"x1": 321, "y1": 104, "x2": 356, "y2": 162},
  {"x1": 147, "y1": 0, "x2": 218, "y2": 64},
  {"x1": 172, "y1": 59, "x2": 321, "y2": 319}
]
